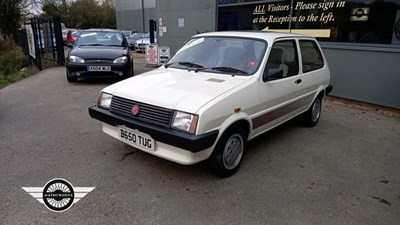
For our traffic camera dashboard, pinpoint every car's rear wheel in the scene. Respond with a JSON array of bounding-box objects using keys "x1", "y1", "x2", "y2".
[
  {"x1": 209, "y1": 127, "x2": 246, "y2": 177},
  {"x1": 302, "y1": 96, "x2": 322, "y2": 127}
]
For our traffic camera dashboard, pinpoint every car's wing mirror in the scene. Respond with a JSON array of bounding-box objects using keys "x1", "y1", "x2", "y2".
[
  {"x1": 263, "y1": 68, "x2": 283, "y2": 82},
  {"x1": 67, "y1": 43, "x2": 73, "y2": 48}
]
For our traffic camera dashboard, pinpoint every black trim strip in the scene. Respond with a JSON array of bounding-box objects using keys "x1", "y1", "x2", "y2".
[
  {"x1": 89, "y1": 106, "x2": 219, "y2": 153},
  {"x1": 252, "y1": 94, "x2": 314, "y2": 129}
]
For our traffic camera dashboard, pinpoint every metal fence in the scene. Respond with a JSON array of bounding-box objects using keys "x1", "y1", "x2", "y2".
[{"x1": 24, "y1": 16, "x2": 65, "y2": 70}]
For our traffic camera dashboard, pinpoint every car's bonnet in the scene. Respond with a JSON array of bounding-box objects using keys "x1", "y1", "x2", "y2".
[
  {"x1": 70, "y1": 46, "x2": 127, "y2": 59},
  {"x1": 105, "y1": 68, "x2": 251, "y2": 113}
]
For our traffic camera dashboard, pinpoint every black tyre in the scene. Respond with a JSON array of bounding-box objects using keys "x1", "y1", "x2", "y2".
[
  {"x1": 209, "y1": 127, "x2": 246, "y2": 177},
  {"x1": 121, "y1": 67, "x2": 134, "y2": 80},
  {"x1": 66, "y1": 72, "x2": 77, "y2": 83},
  {"x1": 129, "y1": 65, "x2": 134, "y2": 77},
  {"x1": 302, "y1": 96, "x2": 322, "y2": 127}
]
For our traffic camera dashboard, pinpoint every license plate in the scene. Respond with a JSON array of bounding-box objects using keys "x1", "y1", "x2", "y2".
[
  {"x1": 119, "y1": 127, "x2": 155, "y2": 151},
  {"x1": 87, "y1": 66, "x2": 111, "y2": 71}
]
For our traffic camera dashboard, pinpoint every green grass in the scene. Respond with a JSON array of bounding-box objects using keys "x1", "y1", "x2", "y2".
[
  {"x1": 0, "y1": 66, "x2": 39, "y2": 89},
  {"x1": 0, "y1": 37, "x2": 43, "y2": 89},
  {"x1": 0, "y1": 36, "x2": 62, "y2": 89}
]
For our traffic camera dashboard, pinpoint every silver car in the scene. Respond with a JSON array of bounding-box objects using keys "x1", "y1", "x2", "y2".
[
  {"x1": 134, "y1": 33, "x2": 157, "y2": 52},
  {"x1": 126, "y1": 32, "x2": 146, "y2": 49}
]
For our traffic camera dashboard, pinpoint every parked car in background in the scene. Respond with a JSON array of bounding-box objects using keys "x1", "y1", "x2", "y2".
[
  {"x1": 62, "y1": 29, "x2": 68, "y2": 43},
  {"x1": 66, "y1": 29, "x2": 133, "y2": 82},
  {"x1": 63, "y1": 29, "x2": 76, "y2": 44},
  {"x1": 121, "y1": 30, "x2": 137, "y2": 38},
  {"x1": 126, "y1": 32, "x2": 146, "y2": 49},
  {"x1": 134, "y1": 32, "x2": 157, "y2": 52},
  {"x1": 66, "y1": 30, "x2": 81, "y2": 46},
  {"x1": 89, "y1": 31, "x2": 332, "y2": 177}
]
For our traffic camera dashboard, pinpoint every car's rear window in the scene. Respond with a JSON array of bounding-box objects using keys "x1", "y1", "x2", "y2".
[{"x1": 299, "y1": 40, "x2": 324, "y2": 73}]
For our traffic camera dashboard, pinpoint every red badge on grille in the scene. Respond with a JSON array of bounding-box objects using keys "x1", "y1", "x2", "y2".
[{"x1": 131, "y1": 105, "x2": 140, "y2": 116}]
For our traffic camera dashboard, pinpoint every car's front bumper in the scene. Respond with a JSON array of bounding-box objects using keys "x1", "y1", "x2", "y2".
[
  {"x1": 135, "y1": 44, "x2": 146, "y2": 52},
  {"x1": 66, "y1": 62, "x2": 132, "y2": 78},
  {"x1": 88, "y1": 106, "x2": 219, "y2": 165}
]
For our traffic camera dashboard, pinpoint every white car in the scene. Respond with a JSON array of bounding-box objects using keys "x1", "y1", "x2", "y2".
[{"x1": 89, "y1": 31, "x2": 332, "y2": 177}]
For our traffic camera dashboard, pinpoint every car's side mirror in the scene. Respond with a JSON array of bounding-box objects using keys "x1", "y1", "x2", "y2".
[
  {"x1": 67, "y1": 44, "x2": 73, "y2": 48},
  {"x1": 263, "y1": 68, "x2": 283, "y2": 82}
]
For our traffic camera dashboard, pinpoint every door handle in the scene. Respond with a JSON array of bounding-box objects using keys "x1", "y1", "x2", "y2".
[{"x1": 295, "y1": 79, "x2": 302, "y2": 84}]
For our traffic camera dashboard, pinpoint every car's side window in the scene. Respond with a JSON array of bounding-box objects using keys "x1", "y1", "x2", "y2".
[
  {"x1": 299, "y1": 40, "x2": 324, "y2": 73},
  {"x1": 266, "y1": 40, "x2": 299, "y2": 79}
]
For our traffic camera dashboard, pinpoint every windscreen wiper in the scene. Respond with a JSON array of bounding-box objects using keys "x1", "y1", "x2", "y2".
[
  {"x1": 197, "y1": 66, "x2": 248, "y2": 75},
  {"x1": 164, "y1": 61, "x2": 204, "y2": 69}
]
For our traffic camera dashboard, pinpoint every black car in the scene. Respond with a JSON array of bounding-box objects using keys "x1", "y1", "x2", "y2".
[{"x1": 66, "y1": 29, "x2": 134, "y2": 82}]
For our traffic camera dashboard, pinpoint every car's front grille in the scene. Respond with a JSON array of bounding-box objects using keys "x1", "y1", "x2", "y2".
[
  {"x1": 85, "y1": 59, "x2": 113, "y2": 64},
  {"x1": 110, "y1": 96, "x2": 174, "y2": 128}
]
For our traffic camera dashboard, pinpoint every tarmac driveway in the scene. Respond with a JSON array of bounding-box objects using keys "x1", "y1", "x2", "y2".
[{"x1": 0, "y1": 55, "x2": 399, "y2": 224}]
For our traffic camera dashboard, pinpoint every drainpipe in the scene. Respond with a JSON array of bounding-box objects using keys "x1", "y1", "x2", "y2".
[{"x1": 142, "y1": 0, "x2": 145, "y2": 32}]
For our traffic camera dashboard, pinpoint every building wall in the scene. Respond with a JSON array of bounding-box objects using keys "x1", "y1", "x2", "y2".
[
  {"x1": 115, "y1": 0, "x2": 156, "y2": 32},
  {"x1": 156, "y1": 0, "x2": 217, "y2": 52},
  {"x1": 321, "y1": 43, "x2": 400, "y2": 109}
]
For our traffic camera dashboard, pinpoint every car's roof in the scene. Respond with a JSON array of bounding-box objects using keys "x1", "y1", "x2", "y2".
[
  {"x1": 194, "y1": 31, "x2": 313, "y2": 41},
  {"x1": 83, "y1": 28, "x2": 119, "y2": 32}
]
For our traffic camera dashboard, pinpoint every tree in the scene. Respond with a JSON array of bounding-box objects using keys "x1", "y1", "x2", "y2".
[
  {"x1": 42, "y1": 0, "x2": 116, "y2": 29},
  {"x1": 0, "y1": 0, "x2": 23, "y2": 39},
  {"x1": 42, "y1": 0, "x2": 59, "y2": 17},
  {"x1": 0, "y1": 0, "x2": 117, "y2": 35},
  {"x1": 100, "y1": 0, "x2": 116, "y2": 28},
  {"x1": 0, "y1": 0, "x2": 43, "y2": 39}
]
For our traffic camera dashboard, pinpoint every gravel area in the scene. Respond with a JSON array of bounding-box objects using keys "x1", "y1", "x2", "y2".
[{"x1": 325, "y1": 96, "x2": 400, "y2": 118}]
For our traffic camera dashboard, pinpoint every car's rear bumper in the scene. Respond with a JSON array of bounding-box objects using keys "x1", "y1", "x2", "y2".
[
  {"x1": 326, "y1": 85, "x2": 333, "y2": 95},
  {"x1": 88, "y1": 106, "x2": 219, "y2": 153}
]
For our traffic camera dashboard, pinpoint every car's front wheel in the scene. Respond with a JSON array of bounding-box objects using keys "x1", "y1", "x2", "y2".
[
  {"x1": 122, "y1": 66, "x2": 134, "y2": 80},
  {"x1": 209, "y1": 127, "x2": 246, "y2": 177},
  {"x1": 302, "y1": 96, "x2": 322, "y2": 127},
  {"x1": 66, "y1": 72, "x2": 77, "y2": 83}
]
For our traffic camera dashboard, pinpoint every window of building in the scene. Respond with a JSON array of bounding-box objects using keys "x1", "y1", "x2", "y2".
[{"x1": 218, "y1": 0, "x2": 400, "y2": 45}]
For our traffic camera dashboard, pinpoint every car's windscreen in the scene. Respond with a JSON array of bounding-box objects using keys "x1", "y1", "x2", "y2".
[
  {"x1": 129, "y1": 33, "x2": 146, "y2": 38},
  {"x1": 75, "y1": 31, "x2": 124, "y2": 46},
  {"x1": 122, "y1": 31, "x2": 130, "y2": 37},
  {"x1": 166, "y1": 37, "x2": 267, "y2": 76},
  {"x1": 71, "y1": 31, "x2": 81, "y2": 37}
]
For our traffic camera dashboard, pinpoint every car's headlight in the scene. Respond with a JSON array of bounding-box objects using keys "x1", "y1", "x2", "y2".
[
  {"x1": 172, "y1": 111, "x2": 198, "y2": 134},
  {"x1": 68, "y1": 55, "x2": 85, "y2": 63},
  {"x1": 113, "y1": 56, "x2": 128, "y2": 64},
  {"x1": 97, "y1": 92, "x2": 113, "y2": 109}
]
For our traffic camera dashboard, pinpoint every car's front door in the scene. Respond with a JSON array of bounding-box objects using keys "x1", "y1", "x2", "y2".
[{"x1": 252, "y1": 39, "x2": 307, "y2": 136}]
